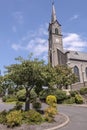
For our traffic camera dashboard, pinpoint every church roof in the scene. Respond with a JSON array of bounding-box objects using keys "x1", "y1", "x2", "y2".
[{"x1": 66, "y1": 50, "x2": 87, "y2": 61}]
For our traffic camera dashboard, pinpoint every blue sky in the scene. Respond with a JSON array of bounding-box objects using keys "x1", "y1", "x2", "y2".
[{"x1": 0, "y1": 0, "x2": 87, "y2": 75}]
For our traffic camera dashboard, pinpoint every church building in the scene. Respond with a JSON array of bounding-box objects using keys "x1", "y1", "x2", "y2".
[{"x1": 48, "y1": 3, "x2": 87, "y2": 87}]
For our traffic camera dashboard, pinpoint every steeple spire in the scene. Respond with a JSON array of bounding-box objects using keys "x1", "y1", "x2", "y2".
[{"x1": 51, "y1": 1, "x2": 57, "y2": 23}]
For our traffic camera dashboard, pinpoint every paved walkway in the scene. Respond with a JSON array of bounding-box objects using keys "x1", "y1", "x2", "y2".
[{"x1": 58, "y1": 105, "x2": 87, "y2": 130}]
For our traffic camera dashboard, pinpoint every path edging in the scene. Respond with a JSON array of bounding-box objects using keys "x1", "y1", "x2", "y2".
[{"x1": 43, "y1": 113, "x2": 69, "y2": 130}]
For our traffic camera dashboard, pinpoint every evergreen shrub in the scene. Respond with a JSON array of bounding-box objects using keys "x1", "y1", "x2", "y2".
[
  {"x1": 75, "y1": 94, "x2": 83, "y2": 104},
  {"x1": 0, "y1": 110, "x2": 7, "y2": 124},
  {"x1": 6, "y1": 110, "x2": 22, "y2": 127},
  {"x1": 70, "y1": 90, "x2": 78, "y2": 97},
  {"x1": 79, "y1": 87, "x2": 87, "y2": 95},
  {"x1": 23, "y1": 110, "x2": 43, "y2": 124}
]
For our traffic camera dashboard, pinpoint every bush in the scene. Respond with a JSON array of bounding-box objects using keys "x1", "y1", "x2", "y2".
[
  {"x1": 44, "y1": 106, "x2": 57, "y2": 122},
  {"x1": 0, "y1": 110, "x2": 7, "y2": 124},
  {"x1": 23, "y1": 110, "x2": 43, "y2": 124},
  {"x1": 6, "y1": 110, "x2": 22, "y2": 127},
  {"x1": 75, "y1": 94, "x2": 83, "y2": 104},
  {"x1": 46, "y1": 95, "x2": 57, "y2": 106},
  {"x1": 63, "y1": 97, "x2": 75, "y2": 104},
  {"x1": 44, "y1": 95, "x2": 57, "y2": 122},
  {"x1": 32, "y1": 101, "x2": 41, "y2": 111},
  {"x1": 70, "y1": 91, "x2": 78, "y2": 97},
  {"x1": 2, "y1": 96, "x2": 7, "y2": 102},
  {"x1": 55, "y1": 89, "x2": 67, "y2": 103},
  {"x1": 14, "y1": 101, "x2": 23, "y2": 110},
  {"x1": 39, "y1": 89, "x2": 55, "y2": 102},
  {"x1": 79, "y1": 87, "x2": 87, "y2": 95},
  {"x1": 2, "y1": 95, "x2": 17, "y2": 102}
]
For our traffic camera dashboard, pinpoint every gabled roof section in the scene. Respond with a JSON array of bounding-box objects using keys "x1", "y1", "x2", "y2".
[{"x1": 67, "y1": 50, "x2": 87, "y2": 61}]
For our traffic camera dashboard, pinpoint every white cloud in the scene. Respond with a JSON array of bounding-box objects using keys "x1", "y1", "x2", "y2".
[
  {"x1": 11, "y1": 23, "x2": 48, "y2": 59},
  {"x1": 63, "y1": 33, "x2": 87, "y2": 51},
  {"x1": 70, "y1": 14, "x2": 79, "y2": 21}
]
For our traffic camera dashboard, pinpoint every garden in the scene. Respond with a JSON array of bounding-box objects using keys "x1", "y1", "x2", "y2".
[{"x1": 0, "y1": 56, "x2": 85, "y2": 128}]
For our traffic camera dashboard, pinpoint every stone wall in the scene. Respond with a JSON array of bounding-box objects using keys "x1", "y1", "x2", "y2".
[{"x1": 71, "y1": 82, "x2": 87, "y2": 90}]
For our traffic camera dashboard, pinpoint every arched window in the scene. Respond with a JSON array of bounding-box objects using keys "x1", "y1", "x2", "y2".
[
  {"x1": 85, "y1": 67, "x2": 87, "y2": 78},
  {"x1": 55, "y1": 28, "x2": 58, "y2": 35},
  {"x1": 74, "y1": 66, "x2": 80, "y2": 82}
]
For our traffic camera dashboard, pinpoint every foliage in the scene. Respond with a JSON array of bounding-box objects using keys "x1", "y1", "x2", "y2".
[
  {"x1": 39, "y1": 89, "x2": 55, "y2": 101},
  {"x1": 55, "y1": 89, "x2": 67, "y2": 103},
  {"x1": 54, "y1": 65, "x2": 78, "y2": 89},
  {"x1": 30, "y1": 89, "x2": 37, "y2": 102},
  {"x1": 46, "y1": 95, "x2": 57, "y2": 106},
  {"x1": 14, "y1": 101, "x2": 23, "y2": 110},
  {"x1": 32, "y1": 100, "x2": 42, "y2": 111},
  {"x1": 39, "y1": 89, "x2": 67, "y2": 103},
  {"x1": 22, "y1": 110, "x2": 43, "y2": 124},
  {"x1": 79, "y1": 87, "x2": 87, "y2": 95},
  {"x1": 70, "y1": 90, "x2": 78, "y2": 97},
  {"x1": 44, "y1": 95, "x2": 57, "y2": 122},
  {"x1": 0, "y1": 110, "x2": 7, "y2": 124},
  {"x1": 17, "y1": 89, "x2": 37, "y2": 102},
  {"x1": 17, "y1": 89, "x2": 26, "y2": 101},
  {"x1": 44, "y1": 106, "x2": 57, "y2": 122},
  {"x1": 6, "y1": 110, "x2": 22, "y2": 127},
  {"x1": 63, "y1": 97, "x2": 75, "y2": 104},
  {"x1": 2, "y1": 95, "x2": 18, "y2": 102},
  {"x1": 5, "y1": 56, "x2": 46, "y2": 110},
  {"x1": 75, "y1": 94, "x2": 83, "y2": 104}
]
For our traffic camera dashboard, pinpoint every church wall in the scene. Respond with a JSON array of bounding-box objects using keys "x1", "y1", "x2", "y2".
[{"x1": 68, "y1": 59, "x2": 87, "y2": 83}]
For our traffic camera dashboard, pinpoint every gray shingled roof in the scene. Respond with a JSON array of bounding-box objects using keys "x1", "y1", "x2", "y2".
[{"x1": 66, "y1": 50, "x2": 87, "y2": 61}]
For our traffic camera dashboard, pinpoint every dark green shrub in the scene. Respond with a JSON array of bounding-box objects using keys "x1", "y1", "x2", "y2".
[
  {"x1": 70, "y1": 91, "x2": 78, "y2": 97},
  {"x1": 23, "y1": 110, "x2": 43, "y2": 124},
  {"x1": 75, "y1": 94, "x2": 83, "y2": 104},
  {"x1": 39, "y1": 89, "x2": 55, "y2": 101},
  {"x1": 39, "y1": 89, "x2": 67, "y2": 103},
  {"x1": 32, "y1": 101, "x2": 41, "y2": 111},
  {"x1": 55, "y1": 89, "x2": 67, "y2": 103},
  {"x1": 79, "y1": 87, "x2": 87, "y2": 95},
  {"x1": 2, "y1": 96, "x2": 7, "y2": 102},
  {"x1": 63, "y1": 97, "x2": 75, "y2": 104},
  {"x1": 2, "y1": 95, "x2": 17, "y2": 102},
  {"x1": 0, "y1": 110, "x2": 7, "y2": 124},
  {"x1": 6, "y1": 110, "x2": 22, "y2": 127},
  {"x1": 14, "y1": 101, "x2": 23, "y2": 110}
]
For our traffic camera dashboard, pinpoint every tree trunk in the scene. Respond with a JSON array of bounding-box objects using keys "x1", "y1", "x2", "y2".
[{"x1": 25, "y1": 88, "x2": 30, "y2": 111}]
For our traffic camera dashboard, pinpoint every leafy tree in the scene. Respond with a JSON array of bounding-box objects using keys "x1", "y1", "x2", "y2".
[
  {"x1": 5, "y1": 57, "x2": 46, "y2": 110},
  {"x1": 54, "y1": 65, "x2": 78, "y2": 89}
]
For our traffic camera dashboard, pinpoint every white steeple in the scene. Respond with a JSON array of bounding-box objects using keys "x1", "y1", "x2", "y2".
[{"x1": 51, "y1": 2, "x2": 57, "y2": 23}]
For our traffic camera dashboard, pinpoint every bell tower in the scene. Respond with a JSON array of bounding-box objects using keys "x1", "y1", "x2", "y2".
[{"x1": 48, "y1": 2, "x2": 63, "y2": 67}]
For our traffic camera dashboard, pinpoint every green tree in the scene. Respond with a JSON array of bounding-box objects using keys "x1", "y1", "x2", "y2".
[
  {"x1": 54, "y1": 65, "x2": 78, "y2": 89},
  {"x1": 5, "y1": 57, "x2": 45, "y2": 110}
]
